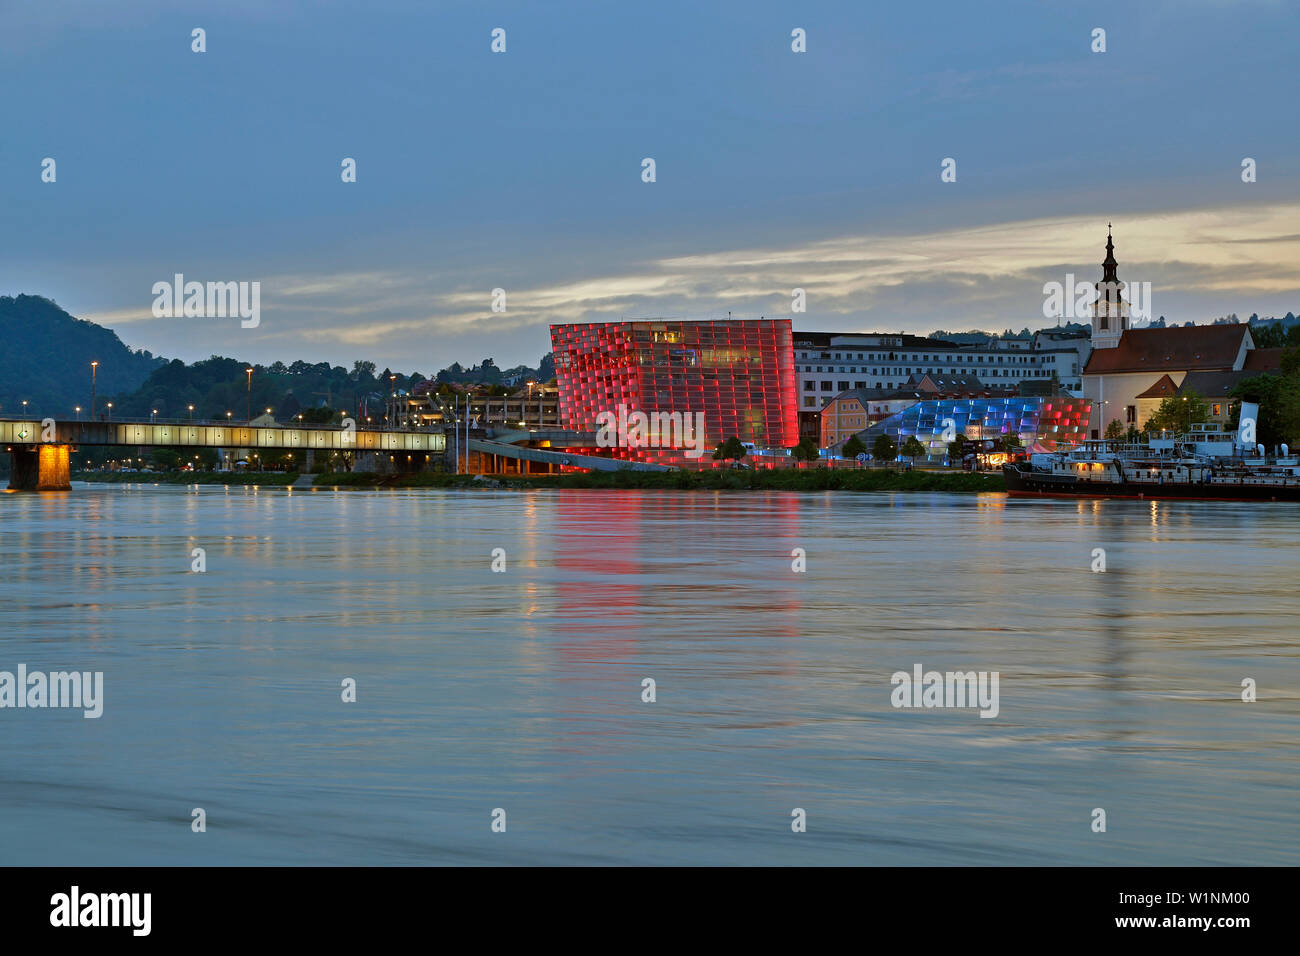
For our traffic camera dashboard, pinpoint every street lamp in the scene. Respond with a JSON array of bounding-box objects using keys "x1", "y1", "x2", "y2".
[
  {"x1": 246, "y1": 367, "x2": 254, "y2": 422},
  {"x1": 188, "y1": 404, "x2": 194, "y2": 422},
  {"x1": 90, "y1": 360, "x2": 99, "y2": 418},
  {"x1": 106, "y1": 402, "x2": 113, "y2": 421},
  {"x1": 75, "y1": 406, "x2": 81, "y2": 421},
  {"x1": 21, "y1": 399, "x2": 28, "y2": 417}
]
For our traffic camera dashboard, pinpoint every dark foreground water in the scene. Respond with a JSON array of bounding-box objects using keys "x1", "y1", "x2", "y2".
[{"x1": 1, "y1": 483, "x2": 1297, "y2": 865}]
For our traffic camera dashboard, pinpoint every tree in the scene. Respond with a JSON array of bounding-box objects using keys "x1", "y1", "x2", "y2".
[
  {"x1": 1144, "y1": 391, "x2": 1210, "y2": 435},
  {"x1": 299, "y1": 406, "x2": 338, "y2": 425},
  {"x1": 901, "y1": 436, "x2": 926, "y2": 464},
  {"x1": 842, "y1": 434, "x2": 867, "y2": 460},
  {"x1": 712, "y1": 436, "x2": 747, "y2": 461},
  {"x1": 1252, "y1": 323, "x2": 1288, "y2": 348},
  {"x1": 1281, "y1": 346, "x2": 1300, "y2": 377},
  {"x1": 1231, "y1": 373, "x2": 1300, "y2": 449},
  {"x1": 872, "y1": 434, "x2": 897, "y2": 462},
  {"x1": 1104, "y1": 419, "x2": 1126, "y2": 442},
  {"x1": 149, "y1": 447, "x2": 182, "y2": 471},
  {"x1": 791, "y1": 437, "x2": 820, "y2": 462},
  {"x1": 946, "y1": 432, "x2": 968, "y2": 462}
]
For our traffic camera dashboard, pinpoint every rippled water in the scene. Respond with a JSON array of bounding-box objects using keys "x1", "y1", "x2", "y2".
[{"x1": 1, "y1": 482, "x2": 1297, "y2": 865}]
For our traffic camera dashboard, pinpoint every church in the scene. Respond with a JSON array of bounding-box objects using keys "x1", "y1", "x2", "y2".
[{"x1": 1081, "y1": 229, "x2": 1259, "y2": 439}]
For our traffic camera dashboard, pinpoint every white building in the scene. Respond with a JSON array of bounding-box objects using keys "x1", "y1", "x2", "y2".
[
  {"x1": 1031, "y1": 329, "x2": 1091, "y2": 395},
  {"x1": 792, "y1": 331, "x2": 1057, "y2": 438}
]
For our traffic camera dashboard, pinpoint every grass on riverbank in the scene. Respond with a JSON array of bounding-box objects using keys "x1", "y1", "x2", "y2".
[
  {"x1": 74, "y1": 468, "x2": 1006, "y2": 493},
  {"x1": 312, "y1": 468, "x2": 1006, "y2": 493}
]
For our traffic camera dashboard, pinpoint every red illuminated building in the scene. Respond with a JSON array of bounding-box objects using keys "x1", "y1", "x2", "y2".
[{"x1": 549, "y1": 319, "x2": 798, "y2": 464}]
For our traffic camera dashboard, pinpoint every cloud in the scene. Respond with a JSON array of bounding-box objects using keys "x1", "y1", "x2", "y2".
[
  {"x1": 80, "y1": 307, "x2": 161, "y2": 326},
  {"x1": 80, "y1": 199, "x2": 1300, "y2": 366}
]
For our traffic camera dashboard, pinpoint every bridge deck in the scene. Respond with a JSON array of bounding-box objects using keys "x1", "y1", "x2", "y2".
[{"x1": 0, "y1": 419, "x2": 445, "y2": 452}]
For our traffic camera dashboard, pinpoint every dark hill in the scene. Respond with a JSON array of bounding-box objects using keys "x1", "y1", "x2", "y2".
[{"x1": 0, "y1": 295, "x2": 164, "y2": 418}]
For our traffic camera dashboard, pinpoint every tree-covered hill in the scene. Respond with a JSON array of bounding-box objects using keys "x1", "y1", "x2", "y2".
[{"x1": 0, "y1": 295, "x2": 164, "y2": 418}]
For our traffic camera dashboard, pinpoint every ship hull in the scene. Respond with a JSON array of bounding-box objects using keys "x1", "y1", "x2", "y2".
[{"x1": 1001, "y1": 465, "x2": 1300, "y2": 502}]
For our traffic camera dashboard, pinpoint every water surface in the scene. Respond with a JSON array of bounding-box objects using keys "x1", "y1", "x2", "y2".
[{"x1": 1, "y1": 483, "x2": 1297, "y2": 865}]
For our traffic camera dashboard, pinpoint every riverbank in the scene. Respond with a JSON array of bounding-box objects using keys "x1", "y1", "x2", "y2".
[
  {"x1": 321, "y1": 469, "x2": 1007, "y2": 493},
  {"x1": 74, "y1": 469, "x2": 1006, "y2": 493},
  {"x1": 75, "y1": 471, "x2": 299, "y2": 486}
]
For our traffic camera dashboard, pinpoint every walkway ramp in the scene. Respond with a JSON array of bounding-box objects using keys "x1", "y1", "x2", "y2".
[{"x1": 468, "y1": 439, "x2": 673, "y2": 472}]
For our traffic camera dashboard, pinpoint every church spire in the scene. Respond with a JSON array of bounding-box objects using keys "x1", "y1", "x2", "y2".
[
  {"x1": 1091, "y1": 224, "x2": 1128, "y2": 348},
  {"x1": 1101, "y1": 223, "x2": 1119, "y2": 285}
]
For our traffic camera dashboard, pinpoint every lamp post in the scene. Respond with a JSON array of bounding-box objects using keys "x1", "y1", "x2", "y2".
[
  {"x1": 21, "y1": 399, "x2": 28, "y2": 418},
  {"x1": 151, "y1": 409, "x2": 158, "y2": 423},
  {"x1": 75, "y1": 406, "x2": 81, "y2": 421},
  {"x1": 188, "y1": 404, "x2": 194, "y2": 423},
  {"x1": 246, "y1": 367, "x2": 254, "y2": 422},
  {"x1": 106, "y1": 402, "x2": 113, "y2": 422},
  {"x1": 90, "y1": 360, "x2": 99, "y2": 418}
]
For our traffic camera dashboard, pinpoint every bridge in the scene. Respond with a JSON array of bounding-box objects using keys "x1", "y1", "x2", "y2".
[{"x1": 2, "y1": 418, "x2": 445, "y2": 491}]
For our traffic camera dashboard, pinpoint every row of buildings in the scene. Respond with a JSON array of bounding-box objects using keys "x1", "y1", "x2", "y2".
[{"x1": 538, "y1": 229, "x2": 1282, "y2": 465}]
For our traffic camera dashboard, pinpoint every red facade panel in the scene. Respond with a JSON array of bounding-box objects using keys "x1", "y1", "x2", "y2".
[{"x1": 549, "y1": 319, "x2": 798, "y2": 464}]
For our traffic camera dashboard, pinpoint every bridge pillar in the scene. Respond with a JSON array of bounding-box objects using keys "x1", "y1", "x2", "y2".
[
  {"x1": 8, "y1": 445, "x2": 72, "y2": 491},
  {"x1": 352, "y1": 452, "x2": 378, "y2": 473}
]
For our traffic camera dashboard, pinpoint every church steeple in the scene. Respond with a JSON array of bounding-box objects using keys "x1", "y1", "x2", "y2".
[
  {"x1": 1091, "y1": 224, "x2": 1128, "y2": 350},
  {"x1": 1101, "y1": 223, "x2": 1119, "y2": 284}
]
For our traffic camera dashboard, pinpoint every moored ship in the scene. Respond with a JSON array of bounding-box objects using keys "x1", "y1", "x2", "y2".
[{"x1": 1003, "y1": 425, "x2": 1300, "y2": 501}]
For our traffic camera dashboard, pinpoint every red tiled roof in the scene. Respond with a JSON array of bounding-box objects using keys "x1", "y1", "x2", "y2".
[
  {"x1": 1135, "y1": 374, "x2": 1179, "y2": 399},
  {"x1": 1083, "y1": 325, "x2": 1248, "y2": 374},
  {"x1": 1243, "y1": 347, "x2": 1285, "y2": 371}
]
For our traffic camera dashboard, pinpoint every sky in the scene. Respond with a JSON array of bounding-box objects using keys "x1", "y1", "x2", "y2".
[{"x1": 2, "y1": 0, "x2": 1298, "y2": 373}]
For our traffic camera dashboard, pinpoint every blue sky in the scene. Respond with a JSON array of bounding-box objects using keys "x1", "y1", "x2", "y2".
[{"x1": 2, "y1": 0, "x2": 1298, "y2": 372}]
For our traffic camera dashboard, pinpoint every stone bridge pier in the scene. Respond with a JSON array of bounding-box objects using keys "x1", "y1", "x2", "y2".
[{"x1": 8, "y1": 445, "x2": 73, "y2": 491}]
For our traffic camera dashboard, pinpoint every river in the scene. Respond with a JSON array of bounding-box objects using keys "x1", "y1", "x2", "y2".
[{"x1": 1, "y1": 483, "x2": 1297, "y2": 864}]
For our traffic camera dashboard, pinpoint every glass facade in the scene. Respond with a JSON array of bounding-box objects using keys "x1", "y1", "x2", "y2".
[
  {"x1": 549, "y1": 319, "x2": 798, "y2": 464},
  {"x1": 865, "y1": 397, "x2": 1092, "y2": 456}
]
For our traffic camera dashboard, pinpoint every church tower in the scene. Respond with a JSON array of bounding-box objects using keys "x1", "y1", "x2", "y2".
[{"x1": 1091, "y1": 225, "x2": 1129, "y2": 350}]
